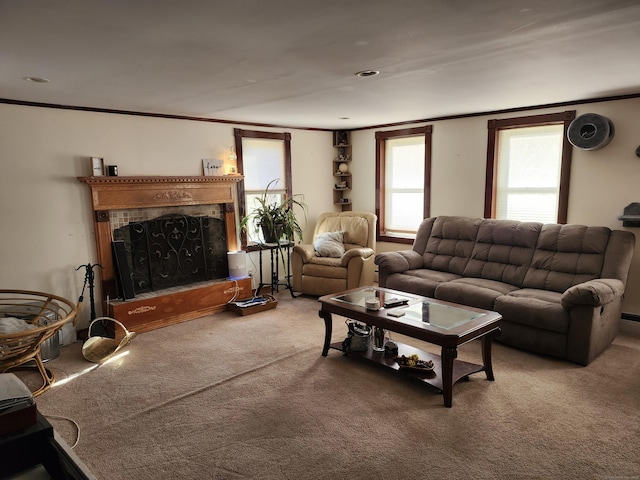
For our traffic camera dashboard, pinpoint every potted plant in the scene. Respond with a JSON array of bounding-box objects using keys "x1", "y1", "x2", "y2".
[{"x1": 240, "y1": 179, "x2": 308, "y2": 244}]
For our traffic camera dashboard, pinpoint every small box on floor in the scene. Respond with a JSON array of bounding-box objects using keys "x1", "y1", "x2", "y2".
[{"x1": 228, "y1": 295, "x2": 277, "y2": 316}]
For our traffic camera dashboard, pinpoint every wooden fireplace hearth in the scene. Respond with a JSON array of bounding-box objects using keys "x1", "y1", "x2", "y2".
[{"x1": 78, "y1": 175, "x2": 251, "y2": 333}]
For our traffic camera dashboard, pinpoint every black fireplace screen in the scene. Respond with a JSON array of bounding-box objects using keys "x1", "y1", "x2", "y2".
[{"x1": 113, "y1": 214, "x2": 229, "y2": 295}]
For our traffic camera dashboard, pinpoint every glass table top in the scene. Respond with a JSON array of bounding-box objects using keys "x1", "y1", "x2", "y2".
[
  {"x1": 331, "y1": 289, "x2": 486, "y2": 331},
  {"x1": 396, "y1": 301, "x2": 485, "y2": 330},
  {"x1": 331, "y1": 288, "x2": 411, "y2": 309}
]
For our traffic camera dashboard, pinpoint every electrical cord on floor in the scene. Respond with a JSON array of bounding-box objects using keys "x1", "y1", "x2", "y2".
[
  {"x1": 247, "y1": 254, "x2": 259, "y2": 295},
  {"x1": 226, "y1": 250, "x2": 263, "y2": 304},
  {"x1": 41, "y1": 413, "x2": 81, "y2": 449},
  {"x1": 226, "y1": 278, "x2": 240, "y2": 304}
]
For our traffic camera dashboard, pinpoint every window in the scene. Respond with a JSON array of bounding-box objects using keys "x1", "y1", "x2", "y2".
[
  {"x1": 376, "y1": 126, "x2": 432, "y2": 243},
  {"x1": 485, "y1": 111, "x2": 575, "y2": 224},
  {"x1": 234, "y1": 128, "x2": 292, "y2": 247}
]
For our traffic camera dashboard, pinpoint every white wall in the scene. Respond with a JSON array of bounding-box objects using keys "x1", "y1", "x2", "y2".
[
  {"x1": 3, "y1": 97, "x2": 640, "y2": 326},
  {"x1": 0, "y1": 103, "x2": 334, "y2": 327},
  {"x1": 352, "y1": 97, "x2": 640, "y2": 315}
]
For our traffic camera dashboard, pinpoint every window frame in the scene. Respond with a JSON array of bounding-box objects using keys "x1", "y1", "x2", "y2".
[
  {"x1": 484, "y1": 110, "x2": 576, "y2": 224},
  {"x1": 375, "y1": 125, "x2": 432, "y2": 244},
  {"x1": 234, "y1": 128, "x2": 292, "y2": 249}
]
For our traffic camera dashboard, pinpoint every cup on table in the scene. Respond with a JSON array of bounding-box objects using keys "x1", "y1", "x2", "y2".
[{"x1": 365, "y1": 297, "x2": 380, "y2": 311}]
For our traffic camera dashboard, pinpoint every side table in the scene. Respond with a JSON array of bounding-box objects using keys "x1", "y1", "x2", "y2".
[{"x1": 255, "y1": 241, "x2": 296, "y2": 298}]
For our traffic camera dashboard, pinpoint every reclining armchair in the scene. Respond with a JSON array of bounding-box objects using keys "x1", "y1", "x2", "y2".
[{"x1": 291, "y1": 211, "x2": 377, "y2": 296}]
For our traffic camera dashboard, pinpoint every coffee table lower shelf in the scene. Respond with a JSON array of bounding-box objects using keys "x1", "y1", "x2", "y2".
[{"x1": 329, "y1": 340, "x2": 486, "y2": 394}]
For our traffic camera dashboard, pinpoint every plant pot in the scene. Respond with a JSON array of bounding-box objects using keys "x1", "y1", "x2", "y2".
[{"x1": 260, "y1": 223, "x2": 283, "y2": 243}]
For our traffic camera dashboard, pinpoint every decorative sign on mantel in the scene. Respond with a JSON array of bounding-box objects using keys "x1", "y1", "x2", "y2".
[
  {"x1": 202, "y1": 158, "x2": 224, "y2": 176},
  {"x1": 91, "y1": 157, "x2": 104, "y2": 176}
]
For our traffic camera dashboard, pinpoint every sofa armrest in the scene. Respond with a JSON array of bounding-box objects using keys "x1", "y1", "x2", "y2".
[
  {"x1": 374, "y1": 250, "x2": 423, "y2": 274},
  {"x1": 561, "y1": 279, "x2": 625, "y2": 309},
  {"x1": 341, "y1": 247, "x2": 374, "y2": 266},
  {"x1": 291, "y1": 244, "x2": 316, "y2": 264}
]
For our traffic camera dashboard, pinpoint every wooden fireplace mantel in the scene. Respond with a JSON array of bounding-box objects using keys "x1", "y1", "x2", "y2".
[
  {"x1": 78, "y1": 175, "x2": 250, "y2": 333},
  {"x1": 78, "y1": 175, "x2": 243, "y2": 210}
]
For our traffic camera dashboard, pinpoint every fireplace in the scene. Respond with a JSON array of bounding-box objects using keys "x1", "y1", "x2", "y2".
[
  {"x1": 78, "y1": 176, "x2": 251, "y2": 333},
  {"x1": 113, "y1": 213, "x2": 229, "y2": 295}
]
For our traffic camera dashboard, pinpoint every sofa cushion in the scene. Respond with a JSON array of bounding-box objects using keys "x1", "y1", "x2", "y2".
[
  {"x1": 523, "y1": 224, "x2": 611, "y2": 293},
  {"x1": 435, "y1": 277, "x2": 520, "y2": 311},
  {"x1": 495, "y1": 288, "x2": 569, "y2": 334},
  {"x1": 422, "y1": 216, "x2": 482, "y2": 275},
  {"x1": 463, "y1": 219, "x2": 541, "y2": 287},
  {"x1": 302, "y1": 260, "x2": 347, "y2": 279},
  {"x1": 385, "y1": 270, "x2": 462, "y2": 298}
]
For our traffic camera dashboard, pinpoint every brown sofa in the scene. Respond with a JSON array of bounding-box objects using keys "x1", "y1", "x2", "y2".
[{"x1": 374, "y1": 216, "x2": 635, "y2": 365}]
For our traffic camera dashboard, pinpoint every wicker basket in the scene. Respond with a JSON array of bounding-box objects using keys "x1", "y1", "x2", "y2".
[{"x1": 82, "y1": 317, "x2": 136, "y2": 363}]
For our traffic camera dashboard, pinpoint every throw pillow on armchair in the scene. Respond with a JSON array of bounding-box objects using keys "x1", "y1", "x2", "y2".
[{"x1": 314, "y1": 231, "x2": 345, "y2": 258}]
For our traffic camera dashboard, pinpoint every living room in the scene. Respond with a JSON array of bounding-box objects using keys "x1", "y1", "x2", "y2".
[
  {"x1": 2, "y1": 96, "x2": 640, "y2": 333},
  {"x1": 1, "y1": 2, "x2": 640, "y2": 479}
]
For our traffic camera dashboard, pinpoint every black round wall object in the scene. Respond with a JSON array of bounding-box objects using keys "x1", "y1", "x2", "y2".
[{"x1": 567, "y1": 113, "x2": 615, "y2": 150}]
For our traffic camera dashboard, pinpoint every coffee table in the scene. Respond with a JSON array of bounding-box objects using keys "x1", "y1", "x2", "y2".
[{"x1": 318, "y1": 286, "x2": 501, "y2": 407}]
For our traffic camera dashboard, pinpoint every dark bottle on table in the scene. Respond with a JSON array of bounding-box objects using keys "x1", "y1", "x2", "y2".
[{"x1": 373, "y1": 326, "x2": 385, "y2": 352}]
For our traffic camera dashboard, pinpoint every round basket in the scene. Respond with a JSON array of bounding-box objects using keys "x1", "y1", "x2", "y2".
[{"x1": 82, "y1": 317, "x2": 136, "y2": 363}]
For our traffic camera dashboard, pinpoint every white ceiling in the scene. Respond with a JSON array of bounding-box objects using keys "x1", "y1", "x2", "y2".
[{"x1": 1, "y1": 0, "x2": 640, "y2": 130}]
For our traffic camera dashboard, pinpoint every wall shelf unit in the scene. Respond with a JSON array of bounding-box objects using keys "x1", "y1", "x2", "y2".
[
  {"x1": 333, "y1": 130, "x2": 352, "y2": 211},
  {"x1": 618, "y1": 202, "x2": 640, "y2": 227}
]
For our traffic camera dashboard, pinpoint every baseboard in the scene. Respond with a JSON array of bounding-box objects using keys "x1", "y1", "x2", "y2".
[{"x1": 620, "y1": 312, "x2": 640, "y2": 336}]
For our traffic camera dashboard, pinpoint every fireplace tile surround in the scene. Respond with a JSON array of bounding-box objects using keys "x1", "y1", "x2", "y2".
[
  {"x1": 109, "y1": 204, "x2": 224, "y2": 231},
  {"x1": 78, "y1": 175, "x2": 251, "y2": 333}
]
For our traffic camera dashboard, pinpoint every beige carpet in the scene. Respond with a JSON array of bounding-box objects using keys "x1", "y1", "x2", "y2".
[{"x1": 25, "y1": 293, "x2": 640, "y2": 480}]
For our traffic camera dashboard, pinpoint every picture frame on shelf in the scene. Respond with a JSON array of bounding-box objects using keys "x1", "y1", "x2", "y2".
[
  {"x1": 91, "y1": 157, "x2": 105, "y2": 176},
  {"x1": 202, "y1": 158, "x2": 224, "y2": 176}
]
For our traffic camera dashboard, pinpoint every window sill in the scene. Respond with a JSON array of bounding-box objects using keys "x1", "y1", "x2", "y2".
[{"x1": 377, "y1": 234, "x2": 414, "y2": 245}]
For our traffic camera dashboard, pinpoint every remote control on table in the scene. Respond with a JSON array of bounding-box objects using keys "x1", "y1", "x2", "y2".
[{"x1": 384, "y1": 298, "x2": 409, "y2": 308}]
